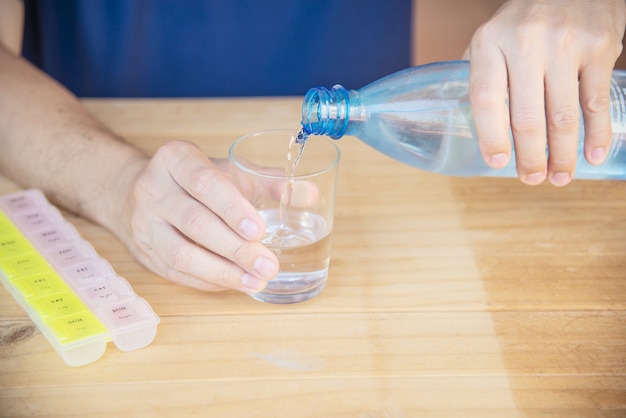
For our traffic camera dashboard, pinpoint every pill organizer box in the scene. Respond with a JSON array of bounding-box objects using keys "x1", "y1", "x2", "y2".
[{"x1": 0, "y1": 189, "x2": 159, "y2": 366}]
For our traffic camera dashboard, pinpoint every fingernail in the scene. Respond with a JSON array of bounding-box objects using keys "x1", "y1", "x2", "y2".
[
  {"x1": 590, "y1": 147, "x2": 606, "y2": 164},
  {"x1": 489, "y1": 153, "x2": 509, "y2": 168},
  {"x1": 254, "y1": 256, "x2": 277, "y2": 279},
  {"x1": 522, "y1": 171, "x2": 546, "y2": 185},
  {"x1": 242, "y1": 273, "x2": 266, "y2": 292},
  {"x1": 549, "y1": 172, "x2": 571, "y2": 187},
  {"x1": 239, "y1": 218, "x2": 261, "y2": 240}
]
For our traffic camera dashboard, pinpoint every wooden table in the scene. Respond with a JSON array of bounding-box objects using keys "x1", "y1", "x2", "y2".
[{"x1": 1, "y1": 98, "x2": 625, "y2": 417}]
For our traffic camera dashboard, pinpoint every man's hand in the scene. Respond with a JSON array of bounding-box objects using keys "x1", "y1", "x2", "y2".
[
  {"x1": 120, "y1": 140, "x2": 279, "y2": 293},
  {"x1": 466, "y1": 0, "x2": 626, "y2": 186}
]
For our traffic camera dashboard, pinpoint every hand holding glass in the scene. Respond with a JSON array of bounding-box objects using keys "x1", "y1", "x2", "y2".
[{"x1": 229, "y1": 129, "x2": 340, "y2": 304}]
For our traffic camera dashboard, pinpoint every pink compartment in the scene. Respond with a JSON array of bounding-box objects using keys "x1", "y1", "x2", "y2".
[
  {"x1": 62, "y1": 258, "x2": 115, "y2": 287},
  {"x1": 96, "y1": 298, "x2": 156, "y2": 330},
  {"x1": 14, "y1": 206, "x2": 63, "y2": 232},
  {"x1": 0, "y1": 190, "x2": 48, "y2": 214},
  {"x1": 45, "y1": 240, "x2": 97, "y2": 269},
  {"x1": 77, "y1": 275, "x2": 135, "y2": 307},
  {"x1": 29, "y1": 223, "x2": 80, "y2": 249}
]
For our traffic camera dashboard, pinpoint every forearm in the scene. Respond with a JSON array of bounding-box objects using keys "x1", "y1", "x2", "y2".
[
  {"x1": 0, "y1": 44, "x2": 281, "y2": 294},
  {"x1": 0, "y1": 0, "x2": 23, "y2": 55},
  {"x1": 0, "y1": 44, "x2": 148, "y2": 240}
]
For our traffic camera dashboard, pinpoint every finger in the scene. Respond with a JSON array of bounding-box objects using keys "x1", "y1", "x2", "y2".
[
  {"x1": 544, "y1": 64, "x2": 580, "y2": 187},
  {"x1": 162, "y1": 141, "x2": 267, "y2": 241},
  {"x1": 131, "y1": 218, "x2": 229, "y2": 292},
  {"x1": 579, "y1": 63, "x2": 614, "y2": 166},
  {"x1": 210, "y1": 157, "x2": 230, "y2": 173},
  {"x1": 468, "y1": 31, "x2": 512, "y2": 170},
  {"x1": 158, "y1": 192, "x2": 279, "y2": 281},
  {"x1": 506, "y1": 57, "x2": 549, "y2": 185},
  {"x1": 147, "y1": 220, "x2": 271, "y2": 293}
]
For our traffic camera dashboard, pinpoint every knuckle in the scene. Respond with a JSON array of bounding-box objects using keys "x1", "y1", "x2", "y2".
[
  {"x1": 549, "y1": 155, "x2": 577, "y2": 169},
  {"x1": 510, "y1": 15, "x2": 545, "y2": 53},
  {"x1": 469, "y1": 81, "x2": 502, "y2": 111},
  {"x1": 166, "y1": 243, "x2": 194, "y2": 272},
  {"x1": 471, "y1": 22, "x2": 497, "y2": 48},
  {"x1": 580, "y1": 27, "x2": 623, "y2": 61},
  {"x1": 582, "y1": 95, "x2": 610, "y2": 115},
  {"x1": 591, "y1": 29, "x2": 612, "y2": 48},
  {"x1": 180, "y1": 206, "x2": 211, "y2": 239},
  {"x1": 133, "y1": 171, "x2": 159, "y2": 201},
  {"x1": 585, "y1": 126, "x2": 613, "y2": 146},
  {"x1": 218, "y1": 267, "x2": 235, "y2": 288},
  {"x1": 220, "y1": 199, "x2": 242, "y2": 220},
  {"x1": 547, "y1": 107, "x2": 578, "y2": 132},
  {"x1": 188, "y1": 166, "x2": 221, "y2": 196},
  {"x1": 155, "y1": 140, "x2": 191, "y2": 159},
  {"x1": 476, "y1": 130, "x2": 508, "y2": 149},
  {"x1": 555, "y1": 32, "x2": 576, "y2": 56},
  {"x1": 516, "y1": 156, "x2": 546, "y2": 173},
  {"x1": 615, "y1": 41, "x2": 624, "y2": 60},
  {"x1": 511, "y1": 110, "x2": 543, "y2": 134},
  {"x1": 589, "y1": 28, "x2": 620, "y2": 54},
  {"x1": 230, "y1": 240, "x2": 253, "y2": 264}
]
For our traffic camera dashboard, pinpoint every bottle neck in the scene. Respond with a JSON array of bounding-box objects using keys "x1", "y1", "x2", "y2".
[{"x1": 301, "y1": 85, "x2": 354, "y2": 139}]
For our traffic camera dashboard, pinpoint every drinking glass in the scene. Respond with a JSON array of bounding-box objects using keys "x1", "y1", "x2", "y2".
[{"x1": 229, "y1": 129, "x2": 340, "y2": 304}]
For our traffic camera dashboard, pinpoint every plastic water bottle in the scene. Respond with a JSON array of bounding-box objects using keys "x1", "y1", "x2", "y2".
[{"x1": 300, "y1": 60, "x2": 626, "y2": 180}]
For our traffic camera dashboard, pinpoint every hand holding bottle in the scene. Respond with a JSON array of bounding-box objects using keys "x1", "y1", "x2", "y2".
[{"x1": 465, "y1": 0, "x2": 626, "y2": 186}]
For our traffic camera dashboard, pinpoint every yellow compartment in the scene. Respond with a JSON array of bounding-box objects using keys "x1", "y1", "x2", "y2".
[
  {"x1": 1, "y1": 197, "x2": 115, "y2": 361},
  {"x1": 0, "y1": 210, "x2": 19, "y2": 236},
  {"x1": 0, "y1": 253, "x2": 51, "y2": 279},
  {"x1": 0, "y1": 235, "x2": 34, "y2": 260},
  {"x1": 11, "y1": 271, "x2": 67, "y2": 298},
  {"x1": 44, "y1": 311, "x2": 108, "y2": 345},
  {"x1": 30, "y1": 291, "x2": 86, "y2": 320}
]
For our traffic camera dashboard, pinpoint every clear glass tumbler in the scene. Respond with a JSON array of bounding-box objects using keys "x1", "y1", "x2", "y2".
[{"x1": 229, "y1": 129, "x2": 340, "y2": 304}]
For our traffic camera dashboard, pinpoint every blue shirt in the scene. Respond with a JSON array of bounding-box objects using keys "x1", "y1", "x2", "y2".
[{"x1": 23, "y1": 0, "x2": 412, "y2": 97}]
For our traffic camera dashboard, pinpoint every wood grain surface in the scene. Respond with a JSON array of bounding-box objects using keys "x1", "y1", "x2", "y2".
[{"x1": 1, "y1": 98, "x2": 625, "y2": 417}]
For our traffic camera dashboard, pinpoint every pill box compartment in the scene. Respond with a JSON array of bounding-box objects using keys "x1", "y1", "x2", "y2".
[{"x1": 0, "y1": 189, "x2": 160, "y2": 366}]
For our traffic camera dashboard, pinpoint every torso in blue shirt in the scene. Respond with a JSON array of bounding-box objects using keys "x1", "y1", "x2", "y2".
[{"x1": 23, "y1": 0, "x2": 412, "y2": 97}]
